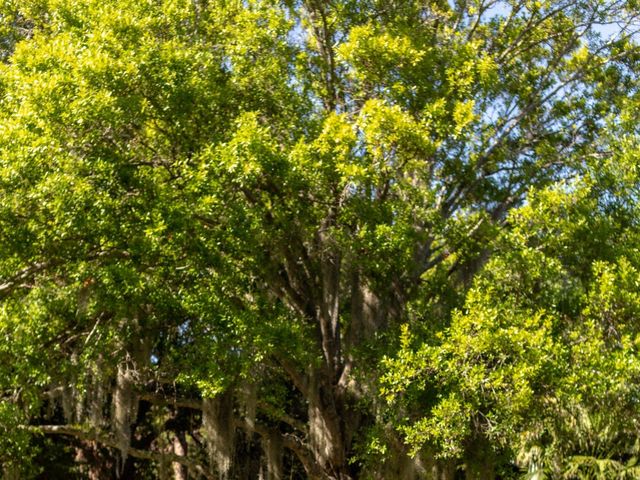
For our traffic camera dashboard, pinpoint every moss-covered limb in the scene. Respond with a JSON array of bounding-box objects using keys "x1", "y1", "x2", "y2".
[{"x1": 27, "y1": 424, "x2": 217, "y2": 480}]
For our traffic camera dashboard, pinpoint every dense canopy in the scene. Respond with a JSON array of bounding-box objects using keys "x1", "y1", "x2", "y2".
[{"x1": 1, "y1": 0, "x2": 640, "y2": 478}]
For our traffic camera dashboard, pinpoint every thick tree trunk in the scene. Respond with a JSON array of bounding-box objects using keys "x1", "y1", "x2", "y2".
[
  {"x1": 307, "y1": 366, "x2": 348, "y2": 478},
  {"x1": 348, "y1": 275, "x2": 387, "y2": 346},
  {"x1": 112, "y1": 363, "x2": 137, "y2": 476},
  {"x1": 305, "y1": 235, "x2": 356, "y2": 479},
  {"x1": 112, "y1": 320, "x2": 152, "y2": 477},
  {"x1": 202, "y1": 390, "x2": 235, "y2": 479},
  {"x1": 318, "y1": 243, "x2": 341, "y2": 379},
  {"x1": 172, "y1": 433, "x2": 188, "y2": 480},
  {"x1": 263, "y1": 432, "x2": 283, "y2": 480}
]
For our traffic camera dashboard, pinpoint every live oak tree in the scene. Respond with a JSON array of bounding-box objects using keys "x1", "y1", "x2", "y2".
[
  {"x1": 0, "y1": 0, "x2": 639, "y2": 479},
  {"x1": 384, "y1": 152, "x2": 640, "y2": 478}
]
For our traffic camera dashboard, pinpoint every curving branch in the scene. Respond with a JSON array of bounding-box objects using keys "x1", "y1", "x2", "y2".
[{"x1": 28, "y1": 424, "x2": 217, "y2": 480}]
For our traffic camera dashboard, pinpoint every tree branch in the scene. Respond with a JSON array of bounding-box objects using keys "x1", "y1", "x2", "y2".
[
  {"x1": 0, "y1": 261, "x2": 53, "y2": 297},
  {"x1": 27, "y1": 424, "x2": 217, "y2": 480}
]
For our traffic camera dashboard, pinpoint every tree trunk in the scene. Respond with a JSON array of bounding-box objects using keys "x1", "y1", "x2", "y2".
[
  {"x1": 172, "y1": 433, "x2": 188, "y2": 480},
  {"x1": 263, "y1": 432, "x2": 283, "y2": 480},
  {"x1": 306, "y1": 365, "x2": 352, "y2": 480},
  {"x1": 202, "y1": 389, "x2": 235, "y2": 479},
  {"x1": 112, "y1": 363, "x2": 137, "y2": 476},
  {"x1": 112, "y1": 318, "x2": 153, "y2": 477}
]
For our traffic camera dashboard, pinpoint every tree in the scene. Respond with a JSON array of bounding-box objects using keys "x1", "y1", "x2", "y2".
[
  {"x1": 385, "y1": 151, "x2": 640, "y2": 477},
  {"x1": 0, "y1": 0, "x2": 638, "y2": 478}
]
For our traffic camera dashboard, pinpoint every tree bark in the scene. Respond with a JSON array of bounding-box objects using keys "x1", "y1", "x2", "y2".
[
  {"x1": 307, "y1": 365, "x2": 352, "y2": 480},
  {"x1": 172, "y1": 433, "x2": 188, "y2": 480},
  {"x1": 112, "y1": 363, "x2": 137, "y2": 476},
  {"x1": 202, "y1": 390, "x2": 235, "y2": 479},
  {"x1": 263, "y1": 432, "x2": 283, "y2": 480}
]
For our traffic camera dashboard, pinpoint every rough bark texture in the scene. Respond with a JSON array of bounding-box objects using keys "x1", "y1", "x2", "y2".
[
  {"x1": 307, "y1": 367, "x2": 350, "y2": 480},
  {"x1": 172, "y1": 434, "x2": 188, "y2": 480},
  {"x1": 264, "y1": 432, "x2": 283, "y2": 480},
  {"x1": 202, "y1": 390, "x2": 236, "y2": 479},
  {"x1": 239, "y1": 380, "x2": 257, "y2": 431},
  {"x1": 348, "y1": 277, "x2": 387, "y2": 346},
  {"x1": 112, "y1": 363, "x2": 137, "y2": 476}
]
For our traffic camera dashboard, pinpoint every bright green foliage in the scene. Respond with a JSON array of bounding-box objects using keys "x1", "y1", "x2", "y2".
[
  {"x1": 0, "y1": 0, "x2": 639, "y2": 478},
  {"x1": 384, "y1": 157, "x2": 640, "y2": 476}
]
